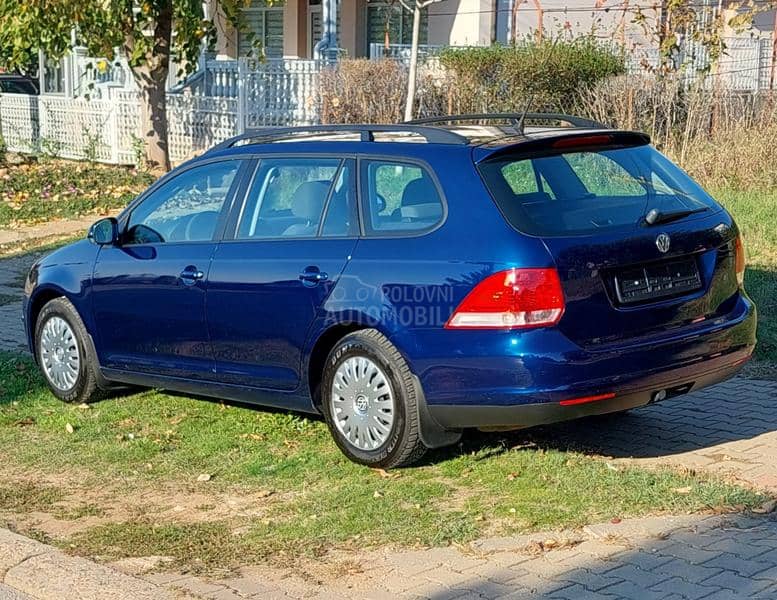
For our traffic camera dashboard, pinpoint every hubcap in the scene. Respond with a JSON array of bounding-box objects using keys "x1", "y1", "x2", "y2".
[
  {"x1": 40, "y1": 316, "x2": 80, "y2": 392},
  {"x1": 330, "y1": 356, "x2": 395, "y2": 451}
]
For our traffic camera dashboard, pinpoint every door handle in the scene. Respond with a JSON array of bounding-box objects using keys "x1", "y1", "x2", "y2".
[
  {"x1": 299, "y1": 266, "x2": 328, "y2": 286},
  {"x1": 180, "y1": 266, "x2": 205, "y2": 286}
]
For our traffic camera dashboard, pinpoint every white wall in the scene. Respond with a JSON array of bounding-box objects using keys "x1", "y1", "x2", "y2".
[{"x1": 428, "y1": 0, "x2": 495, "y2": 46}]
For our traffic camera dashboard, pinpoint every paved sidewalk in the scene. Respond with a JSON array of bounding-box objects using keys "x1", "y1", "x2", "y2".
[
  {"x1": 0, "y1": 216, "x2": 97, "y2": 247},
  {"x1": 138, "y1": 512, "x2": 777, "y2": 599},
  {"x1": 0, "y1": 249, "x2": 52, "y2": 353}
]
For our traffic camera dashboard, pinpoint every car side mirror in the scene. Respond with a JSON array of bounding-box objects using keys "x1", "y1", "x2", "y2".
[{"x1": 88, "y1": 217, "x2": 119, "y2": 246}]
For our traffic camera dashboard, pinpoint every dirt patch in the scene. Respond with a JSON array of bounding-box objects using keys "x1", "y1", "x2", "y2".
[{"x1": 0, "y1": 468, "x2": 283, "y2": 542}]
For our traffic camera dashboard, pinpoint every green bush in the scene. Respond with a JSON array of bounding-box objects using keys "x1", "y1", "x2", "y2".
[{"x1": 439, "y1": 38, "x2": 626, "y2": 114}]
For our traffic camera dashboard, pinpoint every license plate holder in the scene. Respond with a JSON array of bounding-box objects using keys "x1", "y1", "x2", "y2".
[{"x1": 614, "y1": 258, "x2": 702, "y2": 304}]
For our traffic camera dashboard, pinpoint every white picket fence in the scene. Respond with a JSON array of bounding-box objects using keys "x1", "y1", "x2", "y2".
[
  {"x1": 0, "y1": 59, "x2": 323, "y2": 166},
  {"x1": 0, "y1": 91, "x2": 244, "y2": 166}
]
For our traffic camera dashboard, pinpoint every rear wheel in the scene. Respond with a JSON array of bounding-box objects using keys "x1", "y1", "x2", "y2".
[
  {"x1": 35, "y1": 298, "x2": 102, "y2": 404},
  {"x1": 321, "y1": 329, "x2": 427, "y2": 468}
]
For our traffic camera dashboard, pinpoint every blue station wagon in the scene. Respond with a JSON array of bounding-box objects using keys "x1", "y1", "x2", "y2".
[{"x1": 23, "y1": 114, "x2": 756, "y2": 467}]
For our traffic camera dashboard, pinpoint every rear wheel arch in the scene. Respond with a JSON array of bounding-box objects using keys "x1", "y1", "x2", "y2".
[
  {"x1": 307, "y1": 322, "x2": 371, "y2": 411},
  {"x1": 307, "y1": 323, "x2": 461, "y2": 455}
]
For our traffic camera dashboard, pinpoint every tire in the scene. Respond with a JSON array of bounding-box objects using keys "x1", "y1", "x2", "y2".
[
  {"x1": 35, "y1": 297, "x2": 102, "y2": 404},
  {"x1": 321, "y1": 329, "x2": 427, "y2": 468}
]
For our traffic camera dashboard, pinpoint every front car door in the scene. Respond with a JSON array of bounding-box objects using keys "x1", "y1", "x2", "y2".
[
  {"x1": 206, "y1": 156, "x2": 358, "y2": 400},
  {"x1": 91, "y1": 159, "x2": 244, "y2": 379}
]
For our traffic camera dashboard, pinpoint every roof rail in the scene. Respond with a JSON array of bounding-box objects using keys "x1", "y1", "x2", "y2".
[
  {"x1": 407, "y1": 113, "x2": 607, "y2": 129},
  {"x1": 211, "y1": 124, "x2": 469, "y2": 151}
]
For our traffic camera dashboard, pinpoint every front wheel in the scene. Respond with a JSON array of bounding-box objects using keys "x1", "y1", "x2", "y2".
[
  {"x1": 321, "y1": 329, "x2": 427, "y2": 468},
  {"x1": 35, "y1": 297, "x2": 102, "y2": 404}
]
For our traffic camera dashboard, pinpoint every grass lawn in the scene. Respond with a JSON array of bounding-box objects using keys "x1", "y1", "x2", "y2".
[
  {"x1": 712, "y1": 187, "x2": 777, "y2": 375},
  {"x1": 0, "y1": 353, "x2": 769, "y2": 571},
  {"x1": 0, "y1": 159, "x2": 154, "y2": 229}
]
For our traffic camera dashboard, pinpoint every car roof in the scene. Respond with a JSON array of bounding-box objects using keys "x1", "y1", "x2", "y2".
[{"x1": 201, "y1": 114, "x2": 650, "y2": 164}]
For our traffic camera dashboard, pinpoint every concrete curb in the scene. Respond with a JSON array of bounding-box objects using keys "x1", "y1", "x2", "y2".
[{"x1": 0, "y1": 528, "x2": 177, "y2": 600}]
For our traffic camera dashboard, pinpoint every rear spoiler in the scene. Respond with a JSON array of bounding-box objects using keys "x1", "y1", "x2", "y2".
[{"x1": 476, "y1": 130, "x2": 651, "y2": 164}]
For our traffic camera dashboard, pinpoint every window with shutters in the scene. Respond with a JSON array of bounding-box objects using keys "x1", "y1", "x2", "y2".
[
  {"x1": 239, "y1": 1, "x2": 285, "y2": 58},
  {"x1": 366, "y1": 1, "x2": 428, "y2": 47}
]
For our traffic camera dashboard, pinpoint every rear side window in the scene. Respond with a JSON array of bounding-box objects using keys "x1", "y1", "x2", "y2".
[
  {"x1": 361, "y1": 160, "x2": 444, "y2": 234},
  {"x1": 479, "y1": 144, "x2": 718, "y2": 236},
  {"x1": 237, "y1": 158, "x2": 344, "y2": 239}
]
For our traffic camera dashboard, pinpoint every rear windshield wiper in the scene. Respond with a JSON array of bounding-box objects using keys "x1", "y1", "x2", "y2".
[{"x1": 643, "y1": 206, "x2": 708, "y2": 226}]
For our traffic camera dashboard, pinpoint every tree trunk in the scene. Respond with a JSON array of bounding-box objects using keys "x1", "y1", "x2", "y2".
[
  {"x1": 403, "y1": 4, "x2": 422, "y2": 122},
  {"x1": 133, "y1": 66, "x2": 171, "y2": 172},
  {"x1": 125, "y1": 1, "x2": 173, "y2": 171}
]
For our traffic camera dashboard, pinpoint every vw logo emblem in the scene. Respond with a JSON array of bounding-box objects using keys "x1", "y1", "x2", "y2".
[{"x1": 656, "y1": 233, "x2": 671, "y2": 254}]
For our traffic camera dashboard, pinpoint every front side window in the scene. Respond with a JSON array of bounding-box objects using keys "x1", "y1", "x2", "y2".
[
  {"x1": 362, "y1": 160, "x2": 444, "y2": 234},
  {"x1": 125, "y1": 161, "x2": 240, "y2": 245},
  {"x1": 237, "y1": 158, "x2": 346, "y2": 239},
  {"x1": 479, "y1": 144, "x2": 718, "y2": 236}
]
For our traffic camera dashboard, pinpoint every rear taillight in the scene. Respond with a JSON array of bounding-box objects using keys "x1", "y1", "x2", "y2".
[
  {"x1": 445, "y1": 268, "x2": 565, "y2": 330},
  {"x1": 735, "y1": 235, "x2": 746, "y2": 287}
]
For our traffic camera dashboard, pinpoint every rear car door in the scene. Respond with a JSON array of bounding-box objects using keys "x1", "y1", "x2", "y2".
[
  {"x1": 91, "y1": 159, "x2": 244, "y2": 378},
  {"x1": 206, "y1": 156, "x2": 358, "y2": 392}
]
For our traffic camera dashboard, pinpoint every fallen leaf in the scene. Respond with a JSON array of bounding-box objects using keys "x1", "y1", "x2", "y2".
[
  {"x1": 373, "y1": 490, "x2": 383, "y2": 499},
  {"x1": 753, "y1": 500, "x2": 777, "y2": 514},
  {"x1": 197, "y1": 473, "x2": 212, "y2": 482},
  {"x1": 77, "y1": 403, "x2": 90, "y2": 410},
  {"x1": 507, "y1": 472, "x2": 519, "y2": 481},
  {"x1": 474, "y1": 514, "x2": 485, "y2": 522},
  {"x1": 543, "y1": 539, "x2": 558, "y2": 548},
  {"x1": 256, "y1": 490, "x2": 274, "y2": 498},
  {"x1": 14, "y1": 417, "x2": 35, "y2": 427},
  {"x1": 65, "y1": 423, "x2": 74, "y2": 434},
  {"x1": 373, "y1": 469, "x2": 400, "y2": 479},
  {"x1": 610, "y1": 517, "x2": 622, "y2": 524},
  {"x1": 672, "y1": 486, "x2": 692, "y2": 495}
]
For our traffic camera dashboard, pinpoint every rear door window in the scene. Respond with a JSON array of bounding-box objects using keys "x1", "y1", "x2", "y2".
[
  {"x1": 361, "y1": 159, "x2": 444, "y2": 234},
  {"x1": 236, "y1": 158, "x2": 342, "y2": 239},
  {"x1": 479, "y1": 144, "x2": 718, "y2": 236}
]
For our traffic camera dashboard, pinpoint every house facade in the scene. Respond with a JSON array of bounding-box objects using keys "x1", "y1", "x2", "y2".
[
  {"x1": 211, "y1": 0, "x2": 776, "y2": 61},
  {"x1": 210, "y1": 0, "x2": 497, "y2": 60}
]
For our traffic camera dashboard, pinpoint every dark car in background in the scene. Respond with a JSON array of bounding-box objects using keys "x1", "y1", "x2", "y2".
[
  {"x1": 0, "y1": 73, "x2": 39, "y2": 95},
  {"x1": 23, "y1": 114, "x2": 756, "y2": 467}
]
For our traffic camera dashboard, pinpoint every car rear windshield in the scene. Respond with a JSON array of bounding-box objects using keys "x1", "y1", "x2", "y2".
[{"x1": 478, "y1": 143, "x2": 719, "y2": 236}]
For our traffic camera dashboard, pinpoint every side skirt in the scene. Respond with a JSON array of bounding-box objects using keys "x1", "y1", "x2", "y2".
[{"x1": 100, "y1": 368, "x2": 318, "y2": 415}]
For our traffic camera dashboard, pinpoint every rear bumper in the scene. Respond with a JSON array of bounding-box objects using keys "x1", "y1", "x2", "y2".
[
  {"x1": 392, "y1": 293, "x2": 756, "y2": 429},
  {"x1": 427, "y1": 349, "x2": 750, "y2": 428}
]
